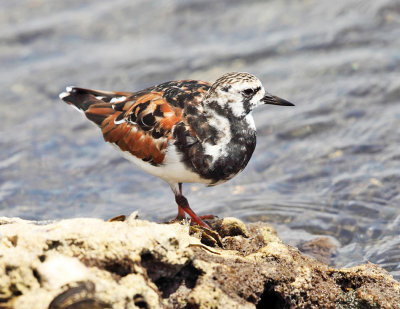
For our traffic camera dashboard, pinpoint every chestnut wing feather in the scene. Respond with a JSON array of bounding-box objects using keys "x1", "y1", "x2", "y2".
[
  {"x1": 64, "y1": 80, "x2": 212, "y2": 166},
  {"x1": 85, "y1": 92, "x2": 184, "y2": 165}
]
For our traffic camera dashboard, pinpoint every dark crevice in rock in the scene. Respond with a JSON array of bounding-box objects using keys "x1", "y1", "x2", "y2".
[
  {"x1": 335, "y1": 276, "x2": 364, "y2": 292},
  {"x1": 184, "y1": 304, "x2": 201, "y2": 309},
  {"x1": 82, "y1": 257, "x2": 136, "y2": 278},
  {"x1": 257, "y1": 284, "x2": 286, "y2": 309},
  {"x1": 155, "y1": 262, "x2": 201, "y2": 298},
  {"x1": 103, "y1": 260, "x2": 133, "y2": 277},
  {"x1": 140, "y1": 251, "x2": 181, "y2": 281},
  {"x1": 32, "y1": 268, "x2": 41, "y2": 285},
  {"x1": 332, "y1": 273, "x2": 365, "y2": 293},
  {"x1": 9, "y1": 283, "x2": 22, "y2": 298},
  {"x1": 5, "y1": 265, "x2": 16, "y2": 275},
  {"x1": 0, "y1": 283, "x2": 22, "y2": 303},
  {"x1": 45, "y1": 240, "x2": 62, "y2": 250},
  {"x1": 65, "y1": 238, "x2": 85, "y2": 247},
  {"x1": 140, "y1": 252, "x2": 201, "y2": 298}
]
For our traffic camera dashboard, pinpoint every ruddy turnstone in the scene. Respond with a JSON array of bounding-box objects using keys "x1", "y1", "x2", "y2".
[{"x1": 59, "y1": 72, "x2": 294, "y2": 228}]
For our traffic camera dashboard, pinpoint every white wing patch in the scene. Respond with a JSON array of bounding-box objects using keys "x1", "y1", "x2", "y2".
[
  {"x1": 114, "y1": 118, "x2": 127, "y2": 125},
  {"x1": 59, "y1": 86, "x2": 75, "y2": 100},
  {"x1": 59, "y1": 92, "x2": 69, "y2": 99},
  {"x1": 110, "y1": 96, "x2": 126, "y2": 103}
]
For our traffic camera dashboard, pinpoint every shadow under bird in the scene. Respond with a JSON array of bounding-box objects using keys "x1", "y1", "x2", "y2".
[{"x1": 59, "y1": 72, "x2": 294, "y2": 228}]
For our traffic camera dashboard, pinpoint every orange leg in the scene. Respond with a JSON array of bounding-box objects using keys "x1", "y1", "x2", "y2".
[
  {"x1": 173, "y1": 183, "x2": 186, "y2": 221},
  {"x1": 199, "y1": 214, "x2": 216, "y2": 220},
  {"x1": 174, "y1": 183, "x2": 211, "y2": 229},
  {"x1": 174, "y1": 205, "x2": 186, "y2": 221}
]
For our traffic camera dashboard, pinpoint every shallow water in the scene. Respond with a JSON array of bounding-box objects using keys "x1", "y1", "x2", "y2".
[{"x1": 1, "y1": 0, "x2": 400, "y2": 278}]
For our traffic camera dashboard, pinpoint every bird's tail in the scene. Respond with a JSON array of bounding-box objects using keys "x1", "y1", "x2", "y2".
[
  {"x1": 59, "y1": 86, "x2": 130, "y2": 112},
  {"x1": 59, "y1": 86, "x2": 132, "y2": 126}
]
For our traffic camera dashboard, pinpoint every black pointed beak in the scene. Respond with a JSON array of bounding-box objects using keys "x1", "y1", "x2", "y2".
[{"x1": 262, "y1": 94, "x2": 295, "y2": 106}]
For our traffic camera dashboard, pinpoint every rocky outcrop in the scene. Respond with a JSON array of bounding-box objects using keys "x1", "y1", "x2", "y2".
[{"x1": 0, "y1": 213, "x2": 399, "y2": 309}]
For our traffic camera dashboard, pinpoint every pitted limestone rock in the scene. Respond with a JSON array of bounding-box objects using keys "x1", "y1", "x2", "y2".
[{"x1": 0, "y1": 214, "x2": 399, "y2": 309}]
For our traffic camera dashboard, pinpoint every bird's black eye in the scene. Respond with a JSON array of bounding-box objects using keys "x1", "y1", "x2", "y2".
[
  {"x1": 243, "y1": 88, "x2": 254, "y2": 96},
  {"x1": 242, "y1": 87, "x2": 261, "y2": 96}
]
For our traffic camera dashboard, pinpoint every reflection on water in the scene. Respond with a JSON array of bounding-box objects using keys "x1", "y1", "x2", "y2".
[{"x1": 0, "y1": 0, "x2": 399, "y2": 279}]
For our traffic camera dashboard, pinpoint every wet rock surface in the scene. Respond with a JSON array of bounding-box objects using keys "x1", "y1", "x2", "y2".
[{"x1": 1, "y1": 214, "x2": 399, "y2": 309}]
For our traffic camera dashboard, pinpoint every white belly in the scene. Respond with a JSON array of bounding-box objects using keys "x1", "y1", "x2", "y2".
[{"x1": 113, "y1": 144, "x2": 212, "y2": 185}]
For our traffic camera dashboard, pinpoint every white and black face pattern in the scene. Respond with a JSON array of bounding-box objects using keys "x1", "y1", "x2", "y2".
[{"x1": 206, "y1": 72, "x2": 266, "y2": 118}]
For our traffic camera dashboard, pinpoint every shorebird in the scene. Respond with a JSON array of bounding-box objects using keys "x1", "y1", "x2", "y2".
[{"x1": 59, "y1": 72, "x2": 294, "y2": 228}]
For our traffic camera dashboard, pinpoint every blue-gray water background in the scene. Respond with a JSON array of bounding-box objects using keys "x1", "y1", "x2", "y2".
[{"x1": 1, "y1": 0, "x2": 400, "y2": 278}]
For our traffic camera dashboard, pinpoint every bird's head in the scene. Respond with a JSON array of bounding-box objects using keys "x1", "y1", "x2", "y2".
[{"x1": 205, "y1": 72, "x2": 294, "y2": 118}]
